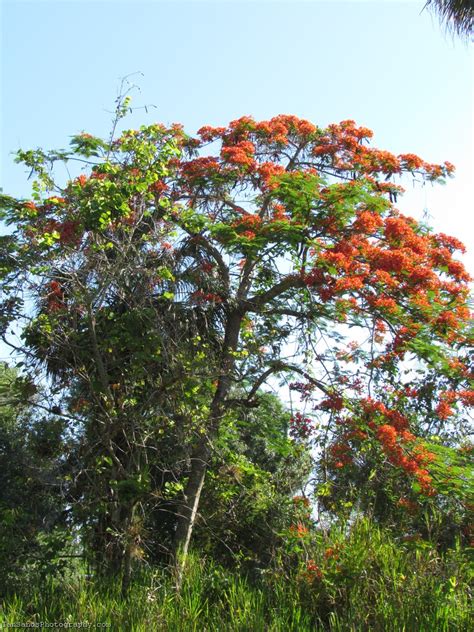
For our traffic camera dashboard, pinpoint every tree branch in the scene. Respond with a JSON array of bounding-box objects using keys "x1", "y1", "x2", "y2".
[
  {"x1": 178, "y1": 233, "x2": 230, "y2": 291},
  {"x1": 262, "y1": 307, "x2": 326, "y2": 320},
  {"x1": 243, "y1": 274, "x2": 305, "y2": 312},
  {"x1": 225, "y1": 360, "x2": 332, "y2": 409}
]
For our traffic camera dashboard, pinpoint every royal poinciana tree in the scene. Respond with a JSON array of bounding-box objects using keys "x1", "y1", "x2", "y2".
[{"x1": 1, "y1": 102, "x2": 472, "y2": 587}]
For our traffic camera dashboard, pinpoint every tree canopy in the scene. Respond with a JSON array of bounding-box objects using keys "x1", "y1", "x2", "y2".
[{"x1": 1, "y1": 99, "x2": 472, "y2": 589}]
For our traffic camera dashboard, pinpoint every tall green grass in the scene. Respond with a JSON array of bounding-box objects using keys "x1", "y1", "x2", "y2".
[{"x1": 1, "y1": 519, "x2": 471, "y2": 631}]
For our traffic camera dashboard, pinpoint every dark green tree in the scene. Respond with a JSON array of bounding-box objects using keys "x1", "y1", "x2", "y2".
[{"x1": 0, "y1": 363, "x2": 72, "y2": 595}]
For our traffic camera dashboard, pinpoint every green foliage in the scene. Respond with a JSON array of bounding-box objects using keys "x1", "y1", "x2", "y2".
[
  {"x1": 0, "y1": 363, "x2": 74, "y2": 596},
  {"x1": 194, "y1": 393, "x2": 312, "y2": 570},
  {"x1": 287, "y1": 518, "x2": 472, "y2": 630}
]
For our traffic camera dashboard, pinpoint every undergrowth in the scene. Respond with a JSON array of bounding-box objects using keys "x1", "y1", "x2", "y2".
[{"x1": 0, "y1": 519, "x2": 471, "y2": 631}]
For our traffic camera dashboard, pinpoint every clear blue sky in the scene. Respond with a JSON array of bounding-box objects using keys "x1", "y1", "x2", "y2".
[{"x1": 1, "y1": 0, "x2": 473, "y2": 270}]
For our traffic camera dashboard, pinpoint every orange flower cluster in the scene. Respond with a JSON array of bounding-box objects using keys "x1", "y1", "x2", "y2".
[
  {"x1": 196, "y1": 114, "x2": 435, "y2": 188},
  {"x1": 324, "y1": 546, "x2": 341, "y2": 560},
  {"x1": 334, "y1": 276, "x2": 365, "y2": 293},
  {"x1": 220, "y1": 114, "x2": 318, "y2": 146},
  {"x1": 190, "y1": 290, "x2": 223, "y2": 304},
  {"x1": 329, "y1": 441, "x2": 353, "y2": 468},
  {"x1": 376, "y1": 424, "x2": 435, "y2": 494},
  {"x1": 447, "y1": 358, "x2": 471, "y2": 378},
  {"x1": 458, "y1": 390, "x2": 474, "y2": 406},
  {"x1": 231, "y1": 214, "x2": 262, "y2": 231},
  {"x1": 305, "y1": 119, "x2": 453, "y2": 180},
  {"x1": 398, "y1": 153, "x2": 424, "y2": 170},
  {"x1": 90, "y1": 171, "x2": 108, "y2": 181},
  {"x1": 180, "y1": 157, "x2": 221, "y2": 181},
  {"x1": 197, "y1": 125, "x2": 226, "y2": 142},
  {"x1": 354, "y1": 398, "x2": 435, "y2": 494},
  {"x1": 305, "y1": 560, "x2": 323, "y2": 581},
  {"x1": 292, "y1": 495, "x2": 311, "y2": 508},
  {"x1": 221, "y1": 140, "x2": 256, "y2": 167},
  {"x1": 32, "y1": 216, "x2": 83, "y2": 248},
  {"x1": 397, "y1": 497, "x2": 419, "y2": 514},
  {"x1": 436, "y1": 393, "x2": 456, "y2": 420},
  {"x1": 257, "y1": 162, "x2": 286, "y2": 190},
  {"x1": 43, "y1": 196, "x2": 67, "y2": 208},
  {"x1": 435, "y1": 233, "x2": 466, "y2": 254},
  {"x1": 289, "y1": 412, "x2": 313, "y2": 439},
  {"x1": 435, "y1": 389, "x2": 473, "y2": 419},
  {"x1": 289, "y1": 522, "x2": 309, "y2": 538},
  {"x1": 272, "y1": 203, "x2": 289, "y2": 221},
  {"x1": 319, "y1": 394, "x2": 344, "y2": 411},
  {"x1": 297, "y1": 208, "x2": 470, "y2": 349},
  {"x1": 149, "y1": 179, "x2": 168, "y2": 195},
  {"x1": 47, "y1": 280, "x2": 64, "y2": 312},
  {"x1": 58, "y1": 220, "x2": 81, "y2": 246},
  {"x1": 361, "y1": 398, "x2": 389, "y2": 417},
  {"x1": 353, "y1": 210, "x2": 384, "y2": 233}
]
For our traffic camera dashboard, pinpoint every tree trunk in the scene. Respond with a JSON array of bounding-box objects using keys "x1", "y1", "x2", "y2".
[
  {"x1": 91, "y1": 470, "x2": 136, "y2": 593},
  {"x1": 121, "y1": 502, "x2": 135, "y2": 597},
  {"x1": 92, "y1": 498, "x2": 124, "y2": 578},
  {"x1": 173, "y1": 440, "x2": 209, "y2": 589},
  {"x1": 173, "y1": 309, "x2": 243, "y2": 587}
]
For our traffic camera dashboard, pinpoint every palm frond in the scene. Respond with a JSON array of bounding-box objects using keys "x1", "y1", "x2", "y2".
[{"x1": 424, "y1": 0, "x2": 474, "y2": 37}]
